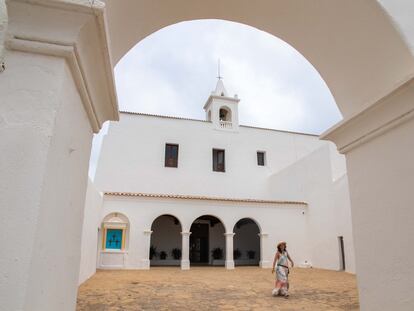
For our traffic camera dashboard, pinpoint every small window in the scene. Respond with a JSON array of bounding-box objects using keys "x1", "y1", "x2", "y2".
[
  {"x1": 165, "y1": 144, "x2": 179, "y2": 167},
  {"x1": 213, "y1": 149, "x2": 225, "y2": 172},
  {"x1": 257, "y1": 151, "x2": 265, "y2": 166},
  {"x1": 105, "y1": 229, "x2": 123, "y2": 250}
]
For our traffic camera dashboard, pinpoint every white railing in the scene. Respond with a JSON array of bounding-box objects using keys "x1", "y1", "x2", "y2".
[{"x1": 219, "y1": 120, "x2": 233, "y2": 129}]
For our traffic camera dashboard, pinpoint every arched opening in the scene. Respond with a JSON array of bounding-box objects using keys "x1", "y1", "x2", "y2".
[
  {"x1": 150, "y1": 215, "x2": 182, "y2": 267},
  {"x1": 219, "y1": 107, "x2": 232, "y2": 122},
  {"x1": 99, "y1": 212, "x2": 129, "y2": 268},
  {"x1": 233, "y1": 218, "x2": 260, "y2": 266},
  {"x1": 190, "y1": 215, "x2": 226, "y2": 266}
]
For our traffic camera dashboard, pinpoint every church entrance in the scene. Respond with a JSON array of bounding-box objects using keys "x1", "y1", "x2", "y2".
[
  {"x1": 190, "y1": 215, "x2": 226, "y2": 266},
  {"x1": 190, "y1": 223, "x2": 209, "y2": 264}
]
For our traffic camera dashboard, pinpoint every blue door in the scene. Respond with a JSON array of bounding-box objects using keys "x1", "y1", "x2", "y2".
[{"x1": 106, "y1": 229, "x2": 123, "y2": 250}]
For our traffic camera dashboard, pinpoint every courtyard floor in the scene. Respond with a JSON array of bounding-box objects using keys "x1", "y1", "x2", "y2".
[{"x1": 76, "y1": 267, "x2": 359, "y2": 311}]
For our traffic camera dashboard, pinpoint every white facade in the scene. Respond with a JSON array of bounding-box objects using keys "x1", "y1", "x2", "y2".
[{"x1": 80, "y1": 80, "x2": 356, "y2": 276}]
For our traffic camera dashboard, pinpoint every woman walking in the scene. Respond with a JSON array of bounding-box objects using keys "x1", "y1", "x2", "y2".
[{"x1": 272, "y1": 241, "x2": 294, "y2": 297}]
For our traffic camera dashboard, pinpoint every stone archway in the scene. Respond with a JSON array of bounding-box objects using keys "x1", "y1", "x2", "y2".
[
  {"x1": 2, "y1": 1, "x2": 414, "y2": 310},
  {"x1": 189, "y1": 215, "x2": 226, "y2": 267}
]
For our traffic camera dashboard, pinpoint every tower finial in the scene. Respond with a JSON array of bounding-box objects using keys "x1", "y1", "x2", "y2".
[{"x1": 217, "y1": 59, "x2": 222, "y2": 80}]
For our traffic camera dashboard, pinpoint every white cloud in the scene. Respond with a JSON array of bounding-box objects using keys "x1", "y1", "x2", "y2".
[{"x1": 114, "y1": 19, "x2": 341, "y2": 132}]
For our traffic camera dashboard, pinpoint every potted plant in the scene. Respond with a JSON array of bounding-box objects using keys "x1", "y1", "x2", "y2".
[
  {"x1": 171, "y1": 248, "x2": 182, "y2": 260},
  {"x1": 149, "y1": 246, "x2": 157, "y2": 260},
  {"x1": 212, "y1": 247, "x2": 223, "y2": 260},
  {"x1": 212, "y1": 247, "x2": 224, "y2": 265},
  {"x1": 233, "y1": 248, "x2": 242, "y2": 260},
  {"x1": 160, "y1": 251, "x2": 167, "y2": 260},
  {"x1": 247, "y1": 250, "x2": 256, "y2": 260}
]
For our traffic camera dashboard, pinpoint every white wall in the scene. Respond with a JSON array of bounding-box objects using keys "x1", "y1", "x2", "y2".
[
  {"x1": 0, "y1": 49, "x2": 94, "y2": 311},
  {"x1": 95, "y1": 113, "x2": 324, "y2": 200},
  {"x1": 23, "y1": 62, "x2": 93, "y2": 311},
  {"x1": 78, "y1": 180, "x2": 103, "y2": 285},
  {"x1": 0, "y1": 51, "x2": 67, "y2": 311},
  {"x1": 332, "y1": 175, "x2": 356, "y2": 273},
  {"x1": 1, "y1": 1, "x2": 119, "y2": 309},
  {"x1": 97, "y1": 195, "x2": 307, "y2": 269},
  {"x1": 345, "y1": 118, "x2": 414, "y2": 310},
  {"x1": 91, "y1": 112, "x2": 355, "y2": 273},
  {"x1": 267, "y1": 144, "x2": 355, "y2": 272}
]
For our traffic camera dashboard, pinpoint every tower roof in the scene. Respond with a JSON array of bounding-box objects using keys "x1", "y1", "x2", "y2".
[
  {"x1": 203, "y1": 78, "x2": 239, "y2": 110},
  {"x1": 213, "y1": 79, "x2": 228, "y2": 97}
]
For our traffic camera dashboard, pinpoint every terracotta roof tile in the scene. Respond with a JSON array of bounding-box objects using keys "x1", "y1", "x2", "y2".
[
  {"x1": 104, "y1": 191, "x2": 307, "y2": 206},
  {"x1": 120, "y1": 111, "x2": 210, "y2": 123},
  {"x1": 119, "y1": 111, "x2": 318, "y2": 137}
]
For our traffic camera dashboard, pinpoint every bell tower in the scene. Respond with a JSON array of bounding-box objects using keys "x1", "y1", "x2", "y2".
[{"x1": 203, "y1": 78, "x2": 240, "y2": 131}]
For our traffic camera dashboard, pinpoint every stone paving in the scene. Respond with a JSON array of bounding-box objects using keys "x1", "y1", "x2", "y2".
[{"x1": 77, "y1": 267, "x2": 359, "y2": 311}]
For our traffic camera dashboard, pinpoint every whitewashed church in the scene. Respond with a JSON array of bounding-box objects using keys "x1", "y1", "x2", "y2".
[{"x1": 78, "y1": 78, "x2": 355, "y2": 283}]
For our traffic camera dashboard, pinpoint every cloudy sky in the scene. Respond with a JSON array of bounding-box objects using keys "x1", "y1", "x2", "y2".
[{"x1": 89, "y1": 20, "x2": 342, "y2": 178}]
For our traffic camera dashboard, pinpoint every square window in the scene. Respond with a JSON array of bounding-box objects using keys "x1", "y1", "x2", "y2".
[
  {"x1": 165, "y1": 144, "x2": 179, "y2": 167},
  {"x1": 213, "y1": 149, "x2": 225, "y2": 172},
  {"x1": 257, "y1": 151, "x2": 265, "y2": 166},
  {"x1": 105, "y1": 229, "x2": 123, "y2": 250}
]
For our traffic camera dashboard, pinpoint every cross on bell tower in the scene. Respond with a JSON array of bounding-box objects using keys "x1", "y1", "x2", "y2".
[{"x1": 217, "y1": 59, "x2": 223, "y2": 81}]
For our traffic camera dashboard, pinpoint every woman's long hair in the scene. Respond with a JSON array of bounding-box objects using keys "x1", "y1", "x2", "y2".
[{"x1": 277, "y1": 244, "x2": 287, "y2": 253}]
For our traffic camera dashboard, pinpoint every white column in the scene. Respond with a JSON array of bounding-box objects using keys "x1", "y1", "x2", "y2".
[
  {"x1": 322, "y1": 77, "x2": 414, "y2": 311},
  {"x1": 258, "y1": 233, "x2": 270, "y2": 268},
  {"x1": 142, "y1": 230, "x2": 153, "y2": 269},
  {"x1": 181, "y1": 231, "x2": 191, "y2": 270},
  {"x1": 224, "y1": 232, "x2": 235, "y2": 269},
  {"x1": 0, "y1": 2, "x2": 118, "y2": 311}
]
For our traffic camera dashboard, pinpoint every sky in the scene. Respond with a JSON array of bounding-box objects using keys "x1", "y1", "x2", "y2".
[{"x1": 88, "y1": 19, "x2": 342, "y2": 178}]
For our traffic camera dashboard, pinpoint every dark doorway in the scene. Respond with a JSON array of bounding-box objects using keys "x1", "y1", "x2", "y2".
[
  {"x1": 190, "y1": 223, "x2": 209, "y2": 264},
  {"x1": 150, "y1": 215, "x2": 182, "y2": 267},
  {"x1": 189, "y1": 215, "x2": 225, "y2": 266},
  {"x1": 338, "y1": 236, "x2": 346, "y2": 271},
  {"x1": 233, "y1": 218, "x2": 260, "y2": 266}
]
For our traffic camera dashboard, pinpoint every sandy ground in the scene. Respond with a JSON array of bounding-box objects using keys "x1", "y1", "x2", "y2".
[{"x1": 77, "y1": 267, "x2": 359, "y2": 311}]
